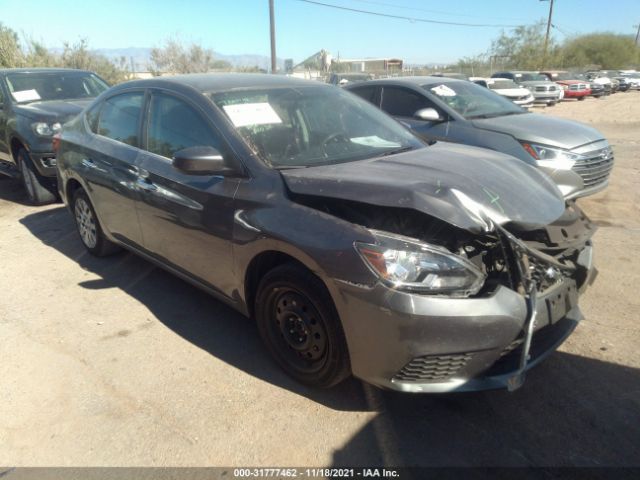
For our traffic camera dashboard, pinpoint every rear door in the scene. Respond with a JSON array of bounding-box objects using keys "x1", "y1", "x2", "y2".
[
  {"x1": 135, "y1": 89, "x2": 239, "y2": 297},
  {"x1": 79, "y1": 90, "x2": 145, "y2": 247}
]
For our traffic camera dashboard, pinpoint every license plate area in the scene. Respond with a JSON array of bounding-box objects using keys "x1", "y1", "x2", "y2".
[{"x1": 543, "y1": 281, "x2": 578, "y2": 326}]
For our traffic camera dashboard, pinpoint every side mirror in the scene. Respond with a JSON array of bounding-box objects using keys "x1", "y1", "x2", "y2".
[
  {"x1": 173, "y1": 146, "x2": 236, "y2": 176},
  {"x1": 414, "y1": 108, "x2": 443, "y2": 122}
]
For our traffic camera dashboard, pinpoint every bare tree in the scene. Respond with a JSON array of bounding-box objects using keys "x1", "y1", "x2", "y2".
[{"x1": 149, "y1": 38, "x2": 229, "y2": 75}]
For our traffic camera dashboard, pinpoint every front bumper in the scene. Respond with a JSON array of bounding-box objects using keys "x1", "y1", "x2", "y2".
[
  {"x1": 563, "y1": 90, "x2": 590, "y2": 98},
  {"x1": 532, "y1": 93, "x2": 559, "y2": 104},
  {"x1": 332, "y1": 244, "x2": 596, "y2": 393},
  {"x1": 28, "y1": 151, "x2": 57, "y2": 178}
]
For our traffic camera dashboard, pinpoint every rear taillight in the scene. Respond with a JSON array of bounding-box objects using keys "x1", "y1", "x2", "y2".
[{"x1": 52, "y1": 134, "x2": 61, "y2": 154}]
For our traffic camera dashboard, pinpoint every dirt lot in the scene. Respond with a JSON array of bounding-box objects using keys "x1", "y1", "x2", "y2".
[{"x1": 0, "y1": 92, "x2": 639, "y2": 468}]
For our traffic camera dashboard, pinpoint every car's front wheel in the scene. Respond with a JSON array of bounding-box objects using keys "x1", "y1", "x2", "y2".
[
  {"x1": 17, "y1": 149, "x2": 56, "y2": 205},
  {"x1": 72, "y1": 188, "x2": 120, "y2": 256},
  {"x1": 255, "y1": 263, "x2": 351, "y2": 388}
]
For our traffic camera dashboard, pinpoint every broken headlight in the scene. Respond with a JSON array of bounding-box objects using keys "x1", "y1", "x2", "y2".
[{"x1": 355, "y1": 230, "x2": 486, "y2": 297}]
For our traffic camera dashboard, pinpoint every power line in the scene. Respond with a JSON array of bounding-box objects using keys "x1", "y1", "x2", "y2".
[
  {"x1": 292, "y1": 0, "x2": 526, "y2": 28},
  {"x1": 348, "y1": 0, "x2": 530, "y2": 22}
]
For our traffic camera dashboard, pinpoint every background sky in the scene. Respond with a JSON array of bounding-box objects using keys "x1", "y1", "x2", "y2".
[{"x1": 2, "y1": 0, "x2": 639, "y2": 64}]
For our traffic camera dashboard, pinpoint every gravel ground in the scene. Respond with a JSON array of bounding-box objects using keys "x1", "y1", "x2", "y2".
[{"x1": 0, "y1": 92, "x2": 638, "y2": 468}]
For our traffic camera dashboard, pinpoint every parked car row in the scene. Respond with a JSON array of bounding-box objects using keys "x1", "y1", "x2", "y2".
[{"x1": 1, "y1": 68, "x2": 604, "y2": 394}]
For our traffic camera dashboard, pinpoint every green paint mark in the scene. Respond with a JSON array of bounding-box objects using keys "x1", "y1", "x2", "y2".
[
  {"x1": 482, "y1": 187, "x2": 505, "y2": 214},
  {"x1": 435, "y1": 179, "x2": 442, "y2": 194}
]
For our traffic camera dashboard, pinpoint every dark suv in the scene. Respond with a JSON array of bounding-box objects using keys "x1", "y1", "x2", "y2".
[{"x1": 0, "y1": 68, "x2": 109, "y2": 204}]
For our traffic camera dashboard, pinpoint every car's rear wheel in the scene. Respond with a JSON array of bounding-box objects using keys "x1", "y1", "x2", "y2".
[
  {"x1": 72, "y1": 188, "x2": 120, "y2": 256},
  {"x1": 17, "y1": 149, "x2": 56, "y2": 205},
  {"x1": 255, "y1": 263, "x2": 351, "y2": 388}
]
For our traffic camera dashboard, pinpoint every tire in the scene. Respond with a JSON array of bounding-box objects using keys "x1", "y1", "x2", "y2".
[
  {"x1": 17, "y1": 149, "x2": 56, "y2": 205},
  {"x1": 578, "y1": 96, "x2": 586, "y2": 101},
  {"x1": 255, "y1": 263, "x2": 351, "y2": 388},
  {"x1": 72, "y1": 188, "x2": 121, "y2": 256}
]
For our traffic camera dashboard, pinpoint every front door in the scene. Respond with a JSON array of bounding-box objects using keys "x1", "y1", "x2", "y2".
[
  {"x1": 135, "y1": 90, "x2": 239, "y2": 298},
  {"x1": 380, "y1": 86, "x2": 453, "y2": 143}
]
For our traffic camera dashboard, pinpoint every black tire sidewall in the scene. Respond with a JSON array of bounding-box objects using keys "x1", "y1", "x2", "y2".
[
  {"x1": 18, "y1": 150, "x2": 56, "y2": 205},
  {"x1": 255, "y1": 264, "x2": 350, "y2": 388}
]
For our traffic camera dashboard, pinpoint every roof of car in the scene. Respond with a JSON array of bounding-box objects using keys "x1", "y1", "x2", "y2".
[
  {"x1": 345, "y1": 76, "x2": 468, "y2": 88},
  {"x1": 116, "y1": 73, "x2": 323, "y2": 93},
  {"x1": 0, "y1": 67, "x2": 94, "y2": 75}
]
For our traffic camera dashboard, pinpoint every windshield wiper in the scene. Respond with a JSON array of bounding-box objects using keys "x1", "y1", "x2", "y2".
[
  {"x1": 274, "y1": 165, "x2": 310, "y2": 170},
  {"x1": 376, "y1": 146, "x2": 414, "y2": 157},
  {"x1": 468, "y1": 111, "x2": 526, "y2": 119}
]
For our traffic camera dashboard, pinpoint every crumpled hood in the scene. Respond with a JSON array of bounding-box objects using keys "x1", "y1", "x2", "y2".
[
  {"x1": 13, "y1": 99, "x2": 92, "y2": 123},
  {"x1": 282, "y1": 143, "x2": 565, "y2": 234},
  {"x1": 472, "y1": 112, "x2": 604, "y2": 150}
]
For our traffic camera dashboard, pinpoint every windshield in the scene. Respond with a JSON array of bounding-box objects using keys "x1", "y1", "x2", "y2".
[
  {"x1": 519, "y1": 73, "x2": 547, "y2": 82},
  {"x1": 6, "y1": 72, "x2": 109, "y2": 103},
  {"x1": 489, "y1": 79, "x2": 518, "y2": 89},
  {"x1": 423, "y1": 81, "x2": 525, "y2": 119},
  {"x1": 210, "y1": 85, "x2": 423, "y2": 168}
]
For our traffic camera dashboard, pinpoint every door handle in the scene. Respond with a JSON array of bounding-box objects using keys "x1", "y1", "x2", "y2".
[
  {"x1": 136, "y1": 177, "x2": 157, "y2": 192},
  {"x1": 81, "y1": 158, "x2": 95, "y2": 168}
]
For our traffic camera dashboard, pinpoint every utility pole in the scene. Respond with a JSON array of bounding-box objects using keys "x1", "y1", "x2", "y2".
[
  {"x1": 269, "y1": 0, "x2": 277, "y2": 74},
  {"x1": 541, "y1": 0, "x2": 555, "y2": 63},
  {"x1": 635, "y1": 23, "x2": 640, "y2": 46}
]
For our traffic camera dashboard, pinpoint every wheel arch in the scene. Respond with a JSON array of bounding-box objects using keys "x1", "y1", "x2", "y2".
[{"x1": 244, "y1": 249, "x2": 324, "y2": 320}]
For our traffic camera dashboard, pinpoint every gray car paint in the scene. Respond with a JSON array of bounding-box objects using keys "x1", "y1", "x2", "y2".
[
  {"x1": 282, "y1": 142, "x2": 565, "y2": 234},
  {"x1": 472, "y1": 113, "x2": 604, "y2": 150},
  {"x1": 346, "y1": 77, "x2": 609, "y2": 199},
  {"x1": 57, "y1": 74, "x2": 596, "y2": 393}
]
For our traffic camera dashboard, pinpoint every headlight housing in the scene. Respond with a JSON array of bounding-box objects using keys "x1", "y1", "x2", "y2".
[
  {"x1": 355, "y1": 230, "x2": 486, "y2": 297},
  {"x1": 32, "y1": 122, "x2": 62, "y2": 137},
  {"x1": 520, "y1": 142, "x2": 586, "y2": 170}
]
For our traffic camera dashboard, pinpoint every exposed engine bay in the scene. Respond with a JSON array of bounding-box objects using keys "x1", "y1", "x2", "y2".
[{"x1": 292, "y1": 194, "x2": 596, "y2": 297}]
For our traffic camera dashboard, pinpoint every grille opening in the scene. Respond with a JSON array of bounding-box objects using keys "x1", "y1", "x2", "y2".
[{"x1": 393, "y1": 353, "x2": 473, "y2": 382}]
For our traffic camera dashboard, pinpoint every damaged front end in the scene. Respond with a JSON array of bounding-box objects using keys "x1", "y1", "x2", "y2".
[{"x1": 292, "y1": 193, "x2": 597, "y2": 392}]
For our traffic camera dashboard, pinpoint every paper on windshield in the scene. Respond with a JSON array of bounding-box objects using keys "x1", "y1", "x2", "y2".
[
  {"x1": 430, "y1": 85, "x2": 457, "y2": 97},
  {"x1": 350, "y1": 136, "x2": 401, "y2": 148},
  {"x1": 223, "y1": 102, "x2": 282, "y2": 127},
  {"x1": 11, "y1": 89, "x2": 41, "y2": 102}
]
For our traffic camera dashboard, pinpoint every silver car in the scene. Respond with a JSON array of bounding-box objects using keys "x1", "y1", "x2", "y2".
[
  {"x1": 346, "y1": 76, "x2": 613, "y2": 199},
  {"x1": 492, "y1": 71, "x2": 563, "y2": 106}
]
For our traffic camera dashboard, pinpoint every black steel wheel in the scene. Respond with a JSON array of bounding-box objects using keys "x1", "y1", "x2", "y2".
[{"x1": 255, "y1": 263, "x2": 351, "y2": 388}]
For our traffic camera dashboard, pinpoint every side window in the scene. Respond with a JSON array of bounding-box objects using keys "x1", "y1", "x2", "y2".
[
  {"x1": 146, "y1": 92, "x2": 221, "y2": 159},
  {"x1": 381, "y1": 87, "x2": 433, "y2": 117},
  {"x1": 97, "y1": 92, "x2": 144, "y2": 146},
  {"x1": 350, "y1": 86, "x2": 378, "y2": 105},
  {"x1": 85, "y1": 103, "x2": 101, "y2": 134}
]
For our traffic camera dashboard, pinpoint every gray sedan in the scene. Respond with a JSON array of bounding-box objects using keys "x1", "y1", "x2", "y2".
[
  {"x1": 57, "y1": 74, "x2": 596, "y2": 393},
  {"x1": 346, "y1": 77, "x2": 613, "y2": 199}
]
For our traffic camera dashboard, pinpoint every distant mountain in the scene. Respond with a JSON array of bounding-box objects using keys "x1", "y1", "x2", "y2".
[{"x1": 92, "y1": 47, "x2": 285, "y2": 72}]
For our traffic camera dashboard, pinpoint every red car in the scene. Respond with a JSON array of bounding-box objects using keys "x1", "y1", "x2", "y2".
[{"x1": 540, "y1": 71, "x2": 591, "y2": 100}]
